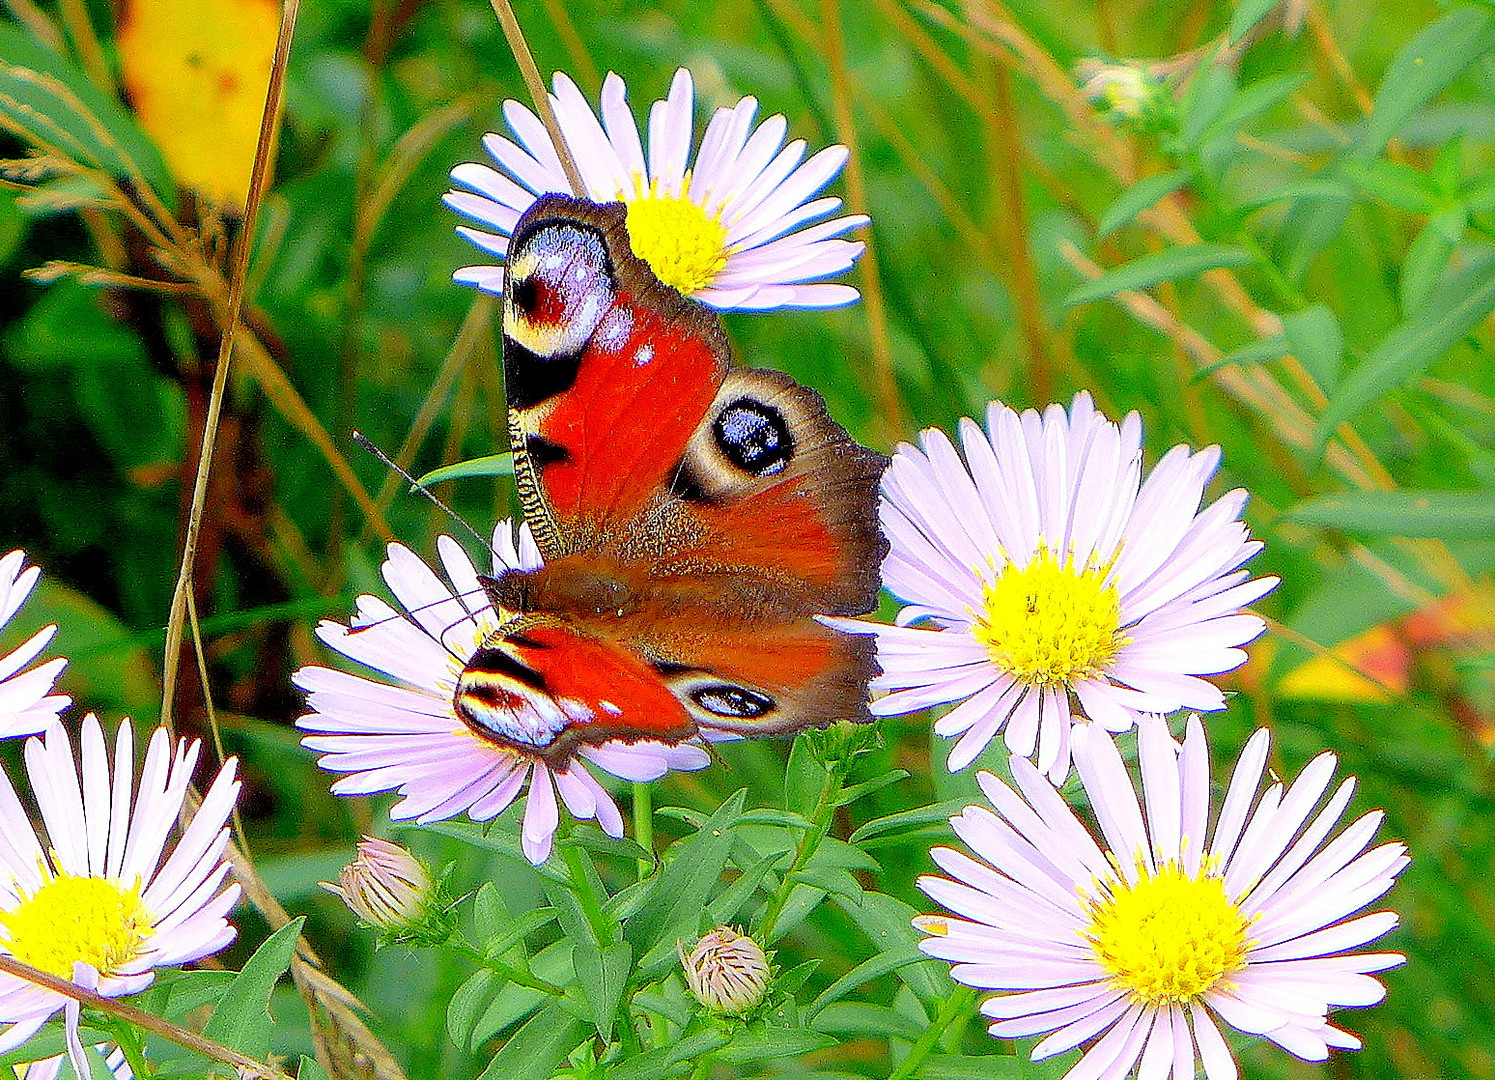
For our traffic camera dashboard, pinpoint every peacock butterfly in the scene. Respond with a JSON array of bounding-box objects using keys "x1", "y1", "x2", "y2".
[{"x1": 453, "y1": 194, "x2": 887, "y2": 766}]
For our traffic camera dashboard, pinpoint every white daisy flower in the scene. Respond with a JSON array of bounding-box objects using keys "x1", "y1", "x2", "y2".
[
  {"x1": 0, "y1": 550, "x2": 70, "y2": 737},
  {"x1": 294, "y1": 522, "x2": 711, "y2": 865},
  {"x1": 445, "y1": 67, "x2": 868, "y2": 310},
  {"x1": 0, "y1": 716, "x2": 240, "y2": 1080},
  {"x1": 847, "y1": 392, "x2": 1276, "y2": 781},
  {"x1": 917, "y1": 715, "x2": 1408, "y2": 1079}
]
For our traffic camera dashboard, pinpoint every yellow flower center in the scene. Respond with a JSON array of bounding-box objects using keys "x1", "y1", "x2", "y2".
[
  {"x1": 1083, "y1": 858, "x2": 1251, "y2": 1006},
  {"x1": 971, "y1": 543, "x2": 1127, "y2": 688},
  {"x1": 620, "y1": 175, "x2": 729, "y2": 296},
  {"x1": 0, "y1": 873, "x2": 153, "y2": 979}
]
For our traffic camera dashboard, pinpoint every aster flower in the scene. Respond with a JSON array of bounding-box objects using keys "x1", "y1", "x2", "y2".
[
  {"x1": 445, "y1": 67, "x2": 867, "y2": 310},
  {"x1": 0, "y1": 550, "x2": 70, "y2": 737},
  {"x1": 294, "y1": 522, "x2": 712, "y2": 865},
  {"x1": 916, "y1": 716, "x2": 1408, "y2": 1079},
  {"x1": 0, "y1": 716, "x2": 241, "y2": 1080},
  {"x1": 850, "y1": 392, "x2": 1275, "y2": 781}
]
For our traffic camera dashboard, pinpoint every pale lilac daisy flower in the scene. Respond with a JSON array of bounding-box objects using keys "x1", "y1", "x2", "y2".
[
  {"x1": 0, "y1": 550, "x2": 70, "y2": 737},
  {"x1": 848, "y1": 392, "x2": 1275, "y2": 781},
  {"x1": 444, "y1": 67, "x2": 867, "y2": 310},
  {"x1": 917, "y1": 715, "x2": 1407, "y2": 1080},
  {"x1": 0, "y1": 715, "x2": 241, "y2": 1080},
  {"x1": 294, "y1": 522, "x2": 711, "y2": 865}
]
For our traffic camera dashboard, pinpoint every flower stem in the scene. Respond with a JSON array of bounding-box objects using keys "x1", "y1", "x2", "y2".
[
  {"x1": 633, "y1": 781, "x2": 654, "y2": 880},
  {"x1": 886, "y1": 986, "x2": 977, "y2": 1080},
  {"x1": 755, "y1": 758, "x2": 845, "y2": 944}
]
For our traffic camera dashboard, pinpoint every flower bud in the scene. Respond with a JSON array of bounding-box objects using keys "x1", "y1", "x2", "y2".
[
  {"x1": 1076, "y1": 60, "x2": 1175, "y2": 133},
  {"x1": 323, "y1": 837, "x2": 436, "y2": 935},
  {"x1": 679, "y1": 926, "x2": 771, "y2": 1015}
]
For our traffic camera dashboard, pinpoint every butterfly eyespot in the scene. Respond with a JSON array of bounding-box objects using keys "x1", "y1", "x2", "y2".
[
  {"x1": 713, "y1": 398, "x2": 794, "y2": 477},
  {"x1": 691, "y1": 684, "x2": 775, "y2": 719},
  {"x1": 511, "y1": 276, "x2": 544, "y2": 318}
]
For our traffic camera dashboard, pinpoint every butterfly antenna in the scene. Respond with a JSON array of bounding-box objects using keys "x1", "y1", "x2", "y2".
[{"x1": 352, "y1": 430, "x2": 497, "y2": 555}]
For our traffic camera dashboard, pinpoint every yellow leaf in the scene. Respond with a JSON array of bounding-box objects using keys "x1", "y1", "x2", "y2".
[{"x1": 118, "y1": 0, "x2": 279, "y2": 210}]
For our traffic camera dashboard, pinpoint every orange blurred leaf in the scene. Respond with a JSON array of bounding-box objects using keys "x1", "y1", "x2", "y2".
[{"x1": 117, "y1": 0, "x2": 279, "y2": 210}]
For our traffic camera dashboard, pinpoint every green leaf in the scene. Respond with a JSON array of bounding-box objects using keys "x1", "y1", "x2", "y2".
[
  {"x1": 811, "y1": 1001, "x2": 924, "y2": 1041},
  {"x1": 1360, "y1": 7, "x2": 1495, "y2": 157},
  {"x1": 414, "y1": 453, "x2": 515, "y2": 486},
  {"x1": 777, "y1": 958, "x2": 823, "y2": 995},
  {"x1": 605, "y1": 1030, "x2": 733, "y2": 1080},
  {"x1": 1178, "y1": 63, "x2": 1235, "y2": 150},
  {"x1": 1229, "y1": 0, "x2": 1283, "y2": 43},
  {"x1": 1281, "y1": 305, "x2": 1344, "y2": 392},
  {"x1": 201, "y1": 918, "x2": 304, "y2": 1060},
  {"x1": 835, "y1": 768, "x2": 912, "y2": 807},
  {"x1": 849, "y1": 799, "x2": 967, "y2": 844},
  {"x1": 1341, "y1": 159, "x2": 1441, "y2": 216},
  {"x1": 789, "y1": 865, "x2": 863, "y2": 903},
  {"x1": 1063, "y1": 245, "x2": 1253, "y2": 307},
  {"x1": 625, "y1": 789, "x2": 746, "y2": 971},
  {"x1": 833, "y1": 892, "x2": 949, "y2": 1005},
  {"x1": 808, "y1": 950, "x2": 930, "y2": 1017},
  {"x1": 0, "y1": 189, "x2": 24, "y2": 266},
  {"x1": 1238, "y1": 177, "x2": 1352, "y2": 211},
  {"x1": 560, "y1": 825, "x2": 654, "y2": 864},
  {"x1": 420, "y1": 820, "x2": 567, "y2": 880},
  {"x1": 716, "y1": 1024, "x2": 837, "y2": 1065},
  {"x1": 1273, "y1": 193, "x2": 1353, "y2": 280},
  {"x1": 707, "y1": 848, "x2": 784, "y2": 924},
  {"x1": 1203, "y1": 72, "x2": 1307, "y2": 142},
  {"x1": 1400, "y1": 206, "x2": 1467, "y2": 313},
  {"x1": 913, "y1": 1053, "x2": 1069, "y2": 1079},
  {"x1": 448, "y1": 969, "x2": 499, "y2": 1050},
  {"x1": 574, "y1": 941, "x2": 632, "y2": 1042},
  {"x1": 0, "y1": 24, "x2": 172, "y2": 191},
  {"x1": 1315, "y1": 249, "x2": 1495, "y2": 448},
  {"x1": 1285, "y1": 491, "x2": 1495, "y2": 537},
  {"x1": 1096, "y1": 170, "x2": 1190, "y2": 239},
  {"x1": 297, "y1": 1057, "x2": 333, "y2": 1080},
  {"x1": 474, "y1": 1002, "x2": 587, "y2": 1080}
]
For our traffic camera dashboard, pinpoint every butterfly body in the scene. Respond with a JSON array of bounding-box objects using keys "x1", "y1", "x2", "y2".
[{"x1": 454, "y1": 195, "x2": 885, "y2": 766}]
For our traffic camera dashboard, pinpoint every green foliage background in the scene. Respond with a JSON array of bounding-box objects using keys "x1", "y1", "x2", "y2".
[{"x1": 1, "y1": 0, "x2": 1493, "y2": 1077}]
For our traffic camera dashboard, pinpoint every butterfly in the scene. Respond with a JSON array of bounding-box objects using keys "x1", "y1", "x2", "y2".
[{"x1": 453, "y1": 194, "x2": 887, "y2": 766}]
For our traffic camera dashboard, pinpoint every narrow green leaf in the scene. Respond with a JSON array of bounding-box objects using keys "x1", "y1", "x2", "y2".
[
  {"x1": 605, "y1": 1030, "x2": 733, "y2": 1080},
  {"x1": 1204, "y1": 72, "x2": 1307, "y2": 141},
  {"x1": 1360, "y1": 7, "x2": 1495, "y2": 157},
  {"x1": 707, "y1": 848, "x2": 785, "y2": 924},
  {"x1": 559, "y1": 825, "x2": 653, "y2": 863},
  {"x1": 1316, "y1": 250, "x2": 1495, "y2": 447},
  {"x1": 1179, "y1": 63, "x2": 1235, "y2": 150},
  {"x1": 1229, "y1": 0, "x2": 1282, "y2": 43},
  {"x1": 789, "y1": 865, "x2": 863, "y2": 903},
  {"x1": 913, "y1": 1053, "x2": 1065, "y2": 1079},
  {"x1": 849, "y1": 799, "x2": 967, "y2": 845},
  {"x1": 1238, "y1": 177, "x2": 1351, "y2": 211},
  {"x1": 808, "y1": 950, "x2": 930, "y2": 1017},
  {"x1": 1341, "y1": 159, "x2": 1441, "y2": 216},
  {"x1": 474, "y1": 1002, "x2": 587, "y2": 1080},
  {"x1": 419, "y1": 820, "x2": 567, "y2": 880},
  {"x1": 1399, "y1": 207, "x2": 1466, "y2": 314},
  {"x1": 0, "y1": 25, "x2": 171, "y2": 190},
  {"x1": 1063, "y1": 245, "x2": 1253, "y2": 308},
  {"x1": 1096, "y1": 170, "x2": 1190, "y2": 239},
  {"x1": 1281, "y1": 305, "x2": 1344, "y2": 392},
  {"x1": 777, "y1": 958, "x2": 823, "y2": 995},
  {"x1": 1285, "y1": 491, "x2": 1495, "y2": 537},
  {"x1": 201, "y1": 918, "x2": 304, "y2": 1060},
  {"x1": 574, "y1": 941, "x2": 632, "y2": 1042},
  {"x1": 413, "y1": 453, "x2": 514, "y2": 486},
  {"x1": 811, "y1": 1002, "x2": 925, "y2": 1041},
  {"x1": 716, "y1": 1024, "x2": 837, "y2": 1065},
  {"x1": 833, "y1": 893, "x2": 948, "y2": 1005},
  {"x1": 625, "y1": 789, "x2": 746, "y2": 969},
  {"x1": 1273, "y1": 193, "x2": 1352, "y2": 280},
  {"x1": 448, "y1": 969, "x2": 499, "y2": 1051}
]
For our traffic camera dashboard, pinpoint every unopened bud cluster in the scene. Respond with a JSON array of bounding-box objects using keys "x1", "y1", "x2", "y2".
[
  {"x1": 1076, "y1": 60, "x2": 1176, "y2": 134},
  {"x1": 679, "y1": 926, "x2": 772, "y2": 1015}
]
